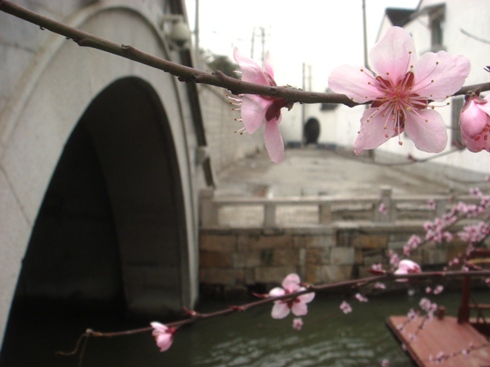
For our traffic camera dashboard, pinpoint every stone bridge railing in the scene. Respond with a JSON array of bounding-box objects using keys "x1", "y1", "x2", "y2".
[
  {"x1": 198, "y1": 187, "x2": 480, "y2": 295},
  {"x1": 200, "y1": 186, "x2": 476, "y2": 227}
]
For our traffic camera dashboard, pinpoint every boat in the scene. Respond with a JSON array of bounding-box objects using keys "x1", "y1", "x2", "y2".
[{"x1": 386, "y1": 250, "x2": 490, "y2": 366}]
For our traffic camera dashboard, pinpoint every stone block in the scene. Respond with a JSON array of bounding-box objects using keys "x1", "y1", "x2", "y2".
[
  {"x1": 355, "y1": 249, "x2": 364, "y2": 264},
  {"x1": 233, "y1": 252, "x2": 262, "y2": 268},
  {"x1": 238, "y1": 233, "x2": 293, "y2": 251},
  {"x1": 254, "y1": 266, "x2": 298, "y2": 284},
  {"x1": 306, "y1": 248, "x2": 330, "y2": 265},
  {"x1": 200, "y1": 268, "x2": 238, "y2": 286},
  {"x1": 272, "y1": 249, "x2": 300, "y2": 266},
  {"x1": 330, "y1": 247, "x2": 355, "y2": 265},
  {"x1": 304, "y1": 234, "x2": 336, "y2": 248},
  {"x1": 293, "y1": 235, "x2": 306, "y2": 249},
  {"x1": 352, "y1": 234, "x2": 388, "y2": 249},
  {"x1": 305, "y1": 265, "x2": 352, "y2": 283},
  {"x1": 362, "y1": 250, "x2": 384, "y2": 265},
  {"x1": 200, "y1": 251, "x2": 233, "y2": 268},
  {"x1": 200, "y1": 234, "x2": 236, "y2": 252}
]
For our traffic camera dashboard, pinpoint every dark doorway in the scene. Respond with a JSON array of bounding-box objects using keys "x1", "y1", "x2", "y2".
[{"x1": 304, "y1": 117, "x2": 321, "y2": 145}]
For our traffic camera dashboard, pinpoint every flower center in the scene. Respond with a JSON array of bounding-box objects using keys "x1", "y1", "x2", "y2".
[
  {"x1": 265, "y1": 98, "x2": 291, "y2": 121},
  {"x1": 368, "y1": 71, "x2": 428, "y2": 143}
]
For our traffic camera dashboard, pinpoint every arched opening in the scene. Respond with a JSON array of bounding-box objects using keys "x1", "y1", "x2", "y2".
[
  {"x1": 304, "y1": 117, "x2": 321, "y2": 145},
  {"x1": 1, "y1": 77, "x2": 188, "y2": 364}
]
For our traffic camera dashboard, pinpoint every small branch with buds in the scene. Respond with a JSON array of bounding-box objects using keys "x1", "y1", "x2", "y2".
[{"x1": 57, "y1": 270, "x2": 490, "y2": 359}]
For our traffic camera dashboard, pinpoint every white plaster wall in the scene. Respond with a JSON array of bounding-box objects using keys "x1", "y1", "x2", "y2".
[{"x1": 0, "y1": 0, "x2": 200, "y2": 346}]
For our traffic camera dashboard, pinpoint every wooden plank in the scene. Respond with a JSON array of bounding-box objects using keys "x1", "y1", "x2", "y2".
[{"x1": 386, "y1": 315, "x2": 490, "y2": 367}]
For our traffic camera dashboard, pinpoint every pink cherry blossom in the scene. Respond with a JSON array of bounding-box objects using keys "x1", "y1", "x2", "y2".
[
  {"x1": 340, "y1": 301, "x2": 352, "y2": 314},
  {"x1": 355, "y1": 293, "x2": 369, "y2": 302},
  {"x1": 394, "y1": 259, "x2": 421, "y2": 281},
  {"x1": 292, "y1": 317, "x2": 303, "y2": 330},
  {"x1": 269, "y1": 273, "x2": 315, "y2": 319},
  {"x1": 328, "y1": 26, "x2": 470, "y2": 155},
  {"x1": 150, "y1": 322, "x2": 176, "y2": 352},
  {"x1": 460, "y1": 92, "x2": 490, "y2": 152},
  {"x1": 232, "y1": 48, "x2": 293, "y2": 163}
]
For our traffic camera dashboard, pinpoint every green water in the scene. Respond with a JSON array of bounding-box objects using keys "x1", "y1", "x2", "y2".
[{"x1": 2, "y1": 290, "x2": 489, "y2": 367}]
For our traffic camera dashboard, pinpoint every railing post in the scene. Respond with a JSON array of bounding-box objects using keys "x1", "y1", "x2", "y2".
[
  {"x1": 200, "y1": 188, "x2": 218, "y2": 226},
  {"x1": 319, "y1": 203, "x2": 332, "y2": 224},
  {"x1": 434, "y1": 199, "x2": 447, "y2": 218},
  {"x1": 264, "y1": 202, "x2": 276, "y2": 227},
  {"x1": 375, "y1": 186, "x2": 395, "y2": 222}
]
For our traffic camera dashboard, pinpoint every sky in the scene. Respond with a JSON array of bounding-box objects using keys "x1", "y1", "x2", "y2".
[{"x1": 184, "y1": 0, "x2": 420, "y2": 91}]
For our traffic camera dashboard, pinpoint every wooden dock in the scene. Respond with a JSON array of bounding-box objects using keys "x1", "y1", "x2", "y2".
[{"x1": 386, "y1": 315, "x2": 490, "y2": 366}]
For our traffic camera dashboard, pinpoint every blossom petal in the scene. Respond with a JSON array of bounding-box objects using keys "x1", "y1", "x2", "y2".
[
  {"x1": 369, "y1": 26, "x2": 416, "y2": 85},
  {"x1": 404, "y1": 109, "x2": 448, "y2": 153},
  {"x1": 478, "y1": 96, "x2": 490, "y2": 115},
  {"x1": 151, "y1": 322, "x2": 168, "y2": 333},
  {"x1": 460, "y1": 100, "x2": 488, "y2": 138},
  {"x1": 462, "y1": 128, "x2": 490, "y2": 152},
  {"x1": 353, "y1": 107, "x2": 396, "y2": 155},
  {"x1": 291, "y1": 301, "x2": 308, "y2": 316},
  {"x1": 156, "y1": 333, "x2": 173, "y2": 352},
  {"x1": 282, "y1": 273, "x2": 301, "y2": 289},
  {"x1": 269, "y1": 287, "x2": 286, "y2": 297},
  {"x1": 412, "y1": 52, "x2": 470, "y2": 100},
  {"x1": 241, "y1": 95, "x2": 269, "y2": 134},
  {"x1": 271, "y1": 302, "x2": 290, "y2": 319},
  {"x1": 298, "y1": 290, "x2": 315, "y2": 304},
  {"x1": 233, "y1": 47, "x2": 270, "y2": 85},
  {"x1": 263, "y1": 116, "x2": 285, "y2": 163},
  {"x1": 328, "y1": 65, "x2": 384, "y2": 103}
]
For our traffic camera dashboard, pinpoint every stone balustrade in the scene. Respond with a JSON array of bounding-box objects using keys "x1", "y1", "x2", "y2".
[{"x1": 199, "y1": 187, "x2": 483, "y2": 294}]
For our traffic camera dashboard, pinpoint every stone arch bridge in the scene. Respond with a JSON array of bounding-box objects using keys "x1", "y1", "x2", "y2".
[{"x1": 0, "y1": 0, "x2": 262, "y2": 349}]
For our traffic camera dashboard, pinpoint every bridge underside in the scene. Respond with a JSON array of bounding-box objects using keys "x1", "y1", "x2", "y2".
[{"x1": 11, "y1": 77, "x2": 187, "y2": 314}]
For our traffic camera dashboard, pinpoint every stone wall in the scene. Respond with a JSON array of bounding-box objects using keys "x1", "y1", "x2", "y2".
[{"x1": 199, "y1": 222, "x2": 470, "y2": 292}]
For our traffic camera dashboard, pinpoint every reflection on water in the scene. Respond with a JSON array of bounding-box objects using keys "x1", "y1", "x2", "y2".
[{"x1": 2, "y1": 290, "x2": 489, "y2": 367}]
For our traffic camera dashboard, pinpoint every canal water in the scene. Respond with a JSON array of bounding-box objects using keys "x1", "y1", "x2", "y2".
[{"x1": 2, "y1": 289, "x2": 489, "y2": 367}]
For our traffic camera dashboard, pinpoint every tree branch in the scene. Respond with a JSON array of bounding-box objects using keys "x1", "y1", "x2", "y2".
[{"x1": 1, "y1": 0, "x2": 489, "y2": 107}]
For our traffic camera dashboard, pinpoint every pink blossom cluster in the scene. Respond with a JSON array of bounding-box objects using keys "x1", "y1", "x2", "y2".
[
  {"x1": 403, "y1": 235, "x2": 422, "y2": 257},
  {"x1": 423, "y1": 217, "x2": 455, "y2": 243},
  {"x1": 458, "y1": 221, "x2": 490, "y2": 244},
  {"x1": 425, "y1": 285, "x2": 444, "y2": 295},
  {"x1": 419, "y1": 297, "x2": 438, "y2": 317},
  {"x1": 340, "y1": 301, "x2": 352, "y2": 314},
  {"x1": 388, "y1": 249, "x2": 400, "y2": 268},
  {"x1": 355, "y1": 293, "x2": 369, "y2": 302}
]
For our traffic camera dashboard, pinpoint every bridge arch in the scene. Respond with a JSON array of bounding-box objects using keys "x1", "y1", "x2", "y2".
[
  {"x1": 0, "y1": 3, "x2": 199, "y2": 346},
  {"x1": 12, "y1": 76, "x2": 189, "y2": 313}
]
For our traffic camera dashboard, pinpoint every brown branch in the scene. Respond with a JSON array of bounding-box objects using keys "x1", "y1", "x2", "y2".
[{"x1": 0, "y1": 0, "x2": 489, "y2": 107}]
